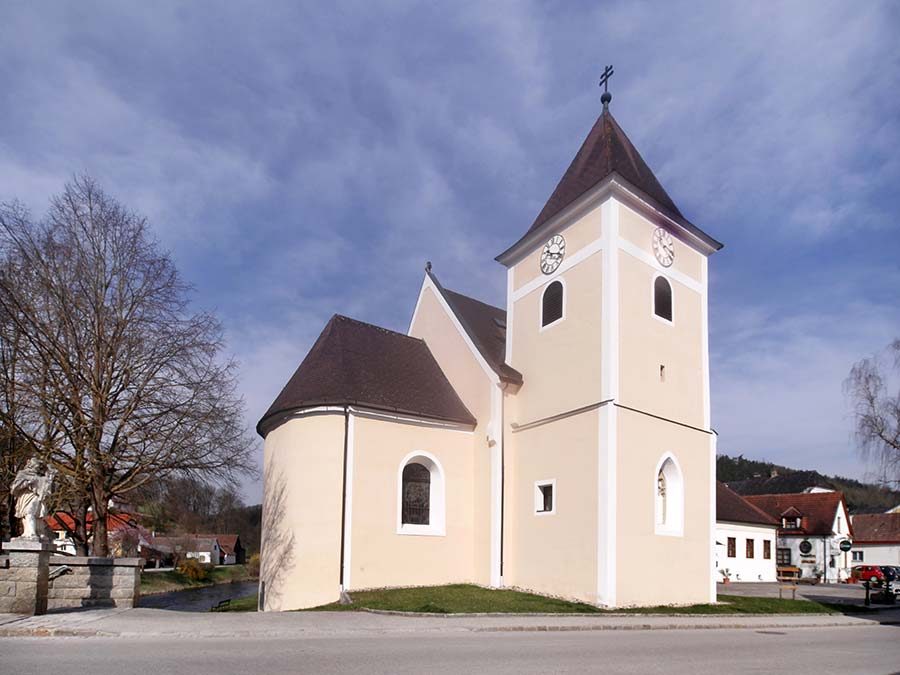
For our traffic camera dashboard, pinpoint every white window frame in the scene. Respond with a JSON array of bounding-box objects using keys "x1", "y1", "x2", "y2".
[
  {"x1": 651, "y1": 273, "x2": 674, "y2": 326},
  {"x1": 851, "y1": 550, "x2": 864, "y2": 563},
  {"x1": 539, "y1": 277, "x2": 566, "y2": 332},
  {"x1": 396, "y1": 451, "x2": 446, "y2": 537},
  {"x1": 654, "y1": 452, "x2": 684, "y2": 537},
  {"x1": 534, "y1": 479, "x2": 556, "y2": 516}
]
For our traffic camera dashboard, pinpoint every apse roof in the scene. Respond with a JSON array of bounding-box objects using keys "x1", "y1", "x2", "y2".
[{"x1": 257, "y1": 315, "x2": 476, "y2": 436}]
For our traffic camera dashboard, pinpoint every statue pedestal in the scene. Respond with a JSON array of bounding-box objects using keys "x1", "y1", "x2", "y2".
[{"x1": 0, "y1": 537, "x2": 52, "y2": 615}]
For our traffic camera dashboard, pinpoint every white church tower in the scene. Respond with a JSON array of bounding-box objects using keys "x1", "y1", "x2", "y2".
[{"x1": 495, "y1": 79, "x2": 722, "y2": 606}]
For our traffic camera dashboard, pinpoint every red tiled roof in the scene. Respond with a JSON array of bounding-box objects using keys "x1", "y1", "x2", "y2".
[
  {"x1": 46, "y1": 511, "x2": 138, "y2": 533},
  {"x1": 744, "y1": 492, "x2": 852, "y2": 537},
  {"x1": 851, "y1": 513, "x2": 900, "y2": 544},
  {"x1": 257, "y1": 315, "x2": 477, "y2": 436},
  {"x1": 192, "y1": 534, "x2": 241, "y2": 556},
  {"x1": 716, "y1": 482, "x2": 779, "y2": 526}
]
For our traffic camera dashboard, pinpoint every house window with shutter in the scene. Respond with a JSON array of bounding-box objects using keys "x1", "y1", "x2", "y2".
[{"x1": 541, "y1": 280, "x2": 564, "y2": 328}]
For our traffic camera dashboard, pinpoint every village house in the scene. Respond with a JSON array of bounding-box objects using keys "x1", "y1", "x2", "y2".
[
  {"x1": 849, "y1": 513, "x2": 900, "y2": 566},
  {"x1": 259, "y1": 90, "x2": 723, "y2": 611},
  {"x1": 46, "y1": 511, "x2": 146, "y2": 557},
  {"x1": 715, "y1": 483, "x2": 778, "y2": 583},
  {"x1": 147, "y1": 534, "x2": 244, "y2": 566},
  {"x1": 744, "y1": 492, "x2": 853, "y2": 582}
]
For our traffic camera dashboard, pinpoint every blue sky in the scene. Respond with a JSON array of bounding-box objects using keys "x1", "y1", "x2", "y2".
[{"x1": 2, "y1": 2, "x2": 898, "y2": 501}]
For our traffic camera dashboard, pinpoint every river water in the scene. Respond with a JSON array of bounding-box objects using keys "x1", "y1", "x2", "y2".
[{"x1": 140, "y1": 580, "x2": 259, "y2": 612}]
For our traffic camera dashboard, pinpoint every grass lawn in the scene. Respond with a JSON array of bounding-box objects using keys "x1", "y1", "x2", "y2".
[
  {"x1": 218, "y1": 584, "x2": 879, "y2": 614},
  {"x1": 140, "y1": 564, "x2": 255, "y2": 595},
  {"x1": 216, "y1": 594, "x2": 260, "y2": 612},
  {"x1": 299, "y1": 584, "x2": 866, "y2": 615}
]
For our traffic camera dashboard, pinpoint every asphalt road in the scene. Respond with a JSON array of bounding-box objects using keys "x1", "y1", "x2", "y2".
[{"x1": 2, "y1": 625, "x2": 898, "y2": 675}]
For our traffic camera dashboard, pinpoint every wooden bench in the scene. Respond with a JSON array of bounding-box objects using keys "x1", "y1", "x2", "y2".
[
  {"x1": 777, "y1": 566, "x2": 801, "y2": 583},
  {"x1": 779, "y1": 584, "x2": 798, "y2": 600}
]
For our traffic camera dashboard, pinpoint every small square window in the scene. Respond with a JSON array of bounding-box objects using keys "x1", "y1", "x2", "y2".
[
  {"x1": 534, "y1": 480, "x2": 555, "y2": 515},
  {"x1": 852, "y1": 551, "x2": 863, "y2": 562}
]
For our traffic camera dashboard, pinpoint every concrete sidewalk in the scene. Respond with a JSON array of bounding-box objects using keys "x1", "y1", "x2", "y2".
[{"x1": 1, "y1": 606, "x2": 899, "y2": 639}]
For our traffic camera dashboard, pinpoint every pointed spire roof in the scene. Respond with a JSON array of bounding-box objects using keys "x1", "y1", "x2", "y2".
[
  {"x1": 529, "y1": 109, "x2": 684, "y2": 236},
  {"x1": 497, "y1": 106, "x2": 722, "y2": 263}
]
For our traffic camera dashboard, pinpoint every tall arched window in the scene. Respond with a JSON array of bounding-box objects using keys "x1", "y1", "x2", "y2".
[
  {"x1": 397, "y1": 452, "x2": 446, "y2": 536},
  {"x1": 402, "y1": 463, "x2": 430, "y2": 525},
  {"x1": 541, "y1": 280, "x2": 564, "y2": 328},
  {"x1": 654, "y1": 276, "x2": 672, "y2": 322},
  {"x1": 655, "y1": 454, "x2": 684, "y2": 536}
]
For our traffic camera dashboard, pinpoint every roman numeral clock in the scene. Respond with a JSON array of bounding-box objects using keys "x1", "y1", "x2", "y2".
[{"x1": 540, "y1": 234, "x2": 566, "y2": 274}]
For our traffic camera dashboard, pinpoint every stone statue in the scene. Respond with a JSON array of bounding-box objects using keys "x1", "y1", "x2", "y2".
[{"x1": 11, "y1": 458, "x2": 57, "y2": 540}]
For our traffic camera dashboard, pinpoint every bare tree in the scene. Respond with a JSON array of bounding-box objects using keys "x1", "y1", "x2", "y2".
[
  {"x1": 0, "y1": 176, "x2": 255, "y2": 555},
  {"x1": 845, "y1": 339, "x2": 900, "y2": 487}
]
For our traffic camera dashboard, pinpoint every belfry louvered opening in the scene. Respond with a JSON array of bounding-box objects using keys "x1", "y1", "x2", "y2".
[
  {"x1": 541, "y1": 280, "x2": 564, "y2": 327},
  {"x1": 654, "y1": 276, "x2": 672, "y2": 322}
]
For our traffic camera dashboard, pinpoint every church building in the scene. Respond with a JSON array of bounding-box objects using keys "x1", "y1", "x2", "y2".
[{"x1": 258, "y1": 87, "x2": 724, "y2": 610}]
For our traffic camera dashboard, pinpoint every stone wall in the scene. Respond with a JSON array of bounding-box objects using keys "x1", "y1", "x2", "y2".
[
  {"x1": 46, "y1": 556, "x2": 143, "y2": 610},
  {"x1": 0, "y1": 541, "x2": 51, "y2": 615}
]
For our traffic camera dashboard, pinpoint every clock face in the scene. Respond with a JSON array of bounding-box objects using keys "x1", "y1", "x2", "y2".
[
  {"x1": 652, "y1": 227, "x2": 675, "y2": 267},
  {"x1": 540, "y1": 234, "x2": 566, "y2": 275}
]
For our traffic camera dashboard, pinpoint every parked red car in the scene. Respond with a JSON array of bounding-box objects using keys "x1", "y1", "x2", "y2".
[{"x1": 851, "y1": 565, "x2": 886, "y2": 585}]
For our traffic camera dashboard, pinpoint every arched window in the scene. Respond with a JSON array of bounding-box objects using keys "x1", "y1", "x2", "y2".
[
  {"x1": 654, "y1": 276, "x2": 672, "y2": 322},
  {"x1": 541, "y1": 280, "x2": 564, "y2": 328},
  {"x1": 402, "y1": 463, "x2": 430, "y2": 525},
  {"x1": 397, "y1": 452, "x2": 446, "y2": 536},
  {"x1": 655, "y1": 454, "x2": 684, "y2": 536}
]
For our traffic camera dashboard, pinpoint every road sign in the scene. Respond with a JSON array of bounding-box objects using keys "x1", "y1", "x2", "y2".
[{"x1": 840, "y1": 539, "x2": 852, "y2": 552}]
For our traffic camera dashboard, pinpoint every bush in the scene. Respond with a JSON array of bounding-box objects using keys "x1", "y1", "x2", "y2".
[
  {"x1": 246, "y1": 553, "x2": 260, "y2": 578},
  {"x1": 177, "y1": 558, "x2": 211, "y2": 582}
]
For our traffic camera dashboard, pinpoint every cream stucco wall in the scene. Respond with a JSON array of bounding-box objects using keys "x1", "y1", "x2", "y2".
[
  {"x1": 614, "y1": 407, "x2": 713, "y2": 606},
  {"x1": 504, "y1": 409, "x2": 599, "y2": 603},
  {"x1": 261, "y1": 412, "x2": 345, "y2": 611},
  {"x1": 617, "y1": 249, "x2": 705, "y2": 428},
  {"x1": 408, "y1": 283, "x2": 496, "y2": 585},
  {"x1": 509, "y1": 254, "x2": 603, "y2": 425},
  {"x1": 348, "y1": 414, "x2": 477, "y2": 589},
  {"x1": 618, "y1": 203, "x2": 702, "y2": 283},
  {"x1": 512, "y1": 206, "x2": 602, "y2": 292}
]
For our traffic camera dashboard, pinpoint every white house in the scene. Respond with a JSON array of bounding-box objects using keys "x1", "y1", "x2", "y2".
[
  {"x1": 850, "y1": 513, "x2": 900, "y2": 566},
  {"x1": 715, "y1": 483, "x2": 778, "y2": 582},
  {"x1": 745, "y1": 492, "x2": 853, "y2": 582}
]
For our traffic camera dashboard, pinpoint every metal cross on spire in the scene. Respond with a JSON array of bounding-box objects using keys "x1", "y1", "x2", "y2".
[{"x1": 599, "y1": 64, "x2": 614, "y2": 110}]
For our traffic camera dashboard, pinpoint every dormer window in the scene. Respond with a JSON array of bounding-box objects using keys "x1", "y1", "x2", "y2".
[{"x1": 782, "y1": 516, "x2": 801, "y2": 529}]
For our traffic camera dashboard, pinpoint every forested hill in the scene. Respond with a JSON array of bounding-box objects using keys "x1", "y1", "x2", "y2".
[{"x1": 717, "y1": 454, "x2": 900, "y2": 514}]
